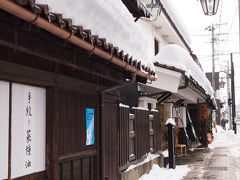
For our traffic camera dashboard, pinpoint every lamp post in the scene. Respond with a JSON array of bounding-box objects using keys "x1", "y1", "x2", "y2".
[{"x1": 199, "y1": 0, "x2": 220, "y2": 16}]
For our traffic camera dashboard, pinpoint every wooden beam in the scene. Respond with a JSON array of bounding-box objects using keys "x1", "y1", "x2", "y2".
[
  {"x1": 0, "y1": 60, "x2": 105, "y2": 92},
  {"x1": 58, "y1": 150, "x2": 98, "y2": 163},
  {"x1": 0, "y1": 38, "x2": 121, "y2": 83}
]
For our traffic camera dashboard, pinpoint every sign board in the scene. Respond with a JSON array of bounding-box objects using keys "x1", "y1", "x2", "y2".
[
  {"x1": 11, "y1": 83, "x2": 46, "y2": 178},
  {"x1": 86, "y1": 108, "x2": 95, "y2": 145},
  {"x1": 0, "y1": 81, "x2": 9, "y2": 179}
]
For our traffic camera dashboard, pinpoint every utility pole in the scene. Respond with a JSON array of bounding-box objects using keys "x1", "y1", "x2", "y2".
[
  {"x1": 211, "y1": 24, "x2": 216, "y2": 97},
  {"x1": 205, "y1": 24, "x2": 227, "y2": 97},
  {"x1": 239, "y1": 0, "x2": 240, "y2": 54},
  {"x1": 227, "y1": 59, "x2": 232, "y2": 129},
  {"x1": 231, "y1": 53, "x2": 237, "y2": 134}
]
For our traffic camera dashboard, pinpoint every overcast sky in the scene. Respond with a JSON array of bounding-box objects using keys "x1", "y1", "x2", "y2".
[{"x1": 171, "y1": 0, "x2": 240, "y2": 104}]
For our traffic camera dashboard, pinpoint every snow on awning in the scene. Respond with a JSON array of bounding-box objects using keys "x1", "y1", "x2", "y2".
[
  {"x1": 36, "y1": 0, "x2": 155, "y2": 72},
  {"x1": 154, "y1": 44, "x2": 214, "y2": 96}
]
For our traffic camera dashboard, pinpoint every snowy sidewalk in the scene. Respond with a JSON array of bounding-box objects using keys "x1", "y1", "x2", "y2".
[
  {"x1": 183, "y1": 126, "x2": 240, "y2": 180},
  {"x1": 137, "y1": 125, "x2": 240, "y2": 180}
]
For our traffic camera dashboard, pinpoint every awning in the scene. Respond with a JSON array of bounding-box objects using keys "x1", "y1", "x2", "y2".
[{"x1": 154, "y1": 44, "x2": 214, "y2": 97}]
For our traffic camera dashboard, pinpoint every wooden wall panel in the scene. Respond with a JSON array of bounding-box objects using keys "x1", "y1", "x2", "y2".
[
  {"x1": 119, "y1": 107, "x2": 130, "y2": 169},
  {"x1": 101, "y1": 94, "x2": 119, "y2": 180},
  {"x1": 151, "y1": 111, "x2": 162, "y2": 152},
  {"x1": 57, "y1": 89, "x2": 98, "y2": 180},
  {"x1": 134, "y1": 109, "x2": 149, "y2": 160}
]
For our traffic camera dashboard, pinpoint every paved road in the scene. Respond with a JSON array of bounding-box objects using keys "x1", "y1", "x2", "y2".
[{"x1": 183, "y1": 128, "x2": 240, "y2": 180}]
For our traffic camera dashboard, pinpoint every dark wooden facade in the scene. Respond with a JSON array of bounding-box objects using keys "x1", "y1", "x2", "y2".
[
  {"x1": 0, "y1": 9, "x2": 124, "y2": 180},
  {"x1": 0, "y1": 7, "x2": 161, "y2": 180}
]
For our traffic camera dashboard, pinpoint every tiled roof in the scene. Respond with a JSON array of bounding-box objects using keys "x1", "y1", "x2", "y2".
[{"x1": 13, "y1": 0, "x2": 155, "y2": 77}]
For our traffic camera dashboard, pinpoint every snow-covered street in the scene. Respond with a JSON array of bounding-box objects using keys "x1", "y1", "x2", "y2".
[{"x1": 138, "y1": 125, "x2": 240, "y2": 180}]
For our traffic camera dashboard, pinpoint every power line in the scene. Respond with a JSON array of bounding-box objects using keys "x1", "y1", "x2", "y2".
[
  {"x1": 192, "y1": 32, "x2": 239, "y2": 36},
  {"x1": 222, "y1": 1, "x2": 238, "y2": 52}
]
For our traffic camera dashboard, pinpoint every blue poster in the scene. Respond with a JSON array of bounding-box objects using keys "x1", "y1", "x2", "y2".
[{"x1": 86, "y1": 108, "x2": 95, "y2": 145}]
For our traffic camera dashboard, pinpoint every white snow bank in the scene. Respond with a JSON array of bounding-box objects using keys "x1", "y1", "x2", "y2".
[
  {"x1": 36, "y1": 0, "x2": 154, "y2": 71},
  {"x1": 132, "y1": 106, "x2": 149, "y2": 111},
  {"x1": 154, "y1": 44, "x2": 214, "y2": 96},
  {"x1": 126, "y1": 153, "x2": 160, "y2": 171},
  {"x1": 160, "y1": 0, "x2": 192, "y2": 47},
  {"x1": 230, "y1": 147, "x2": 240, "y2": 157},
  {"x1": 119, "y1": 103, "x2": 130, "y2": 108},
  {"x1": 161, "y1": 150, "x2": 168, "y2": 157},
  {"x1": 138, "y1": 164, "x2": 190, "y2": 180},
  {"x1": 165, "y1": 118, "x2": 176, "y2": 126},
  {"x1": 209, "y1": 127, "x2": 240, "y2": 150}
]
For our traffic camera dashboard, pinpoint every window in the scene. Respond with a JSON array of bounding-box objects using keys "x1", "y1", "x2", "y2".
[
  {"x1": 148, "y1": 103, "x2": 153, "y2": 111},
  {"x1": 154, "y1": 38, "x2": 159, "y2": 56}
]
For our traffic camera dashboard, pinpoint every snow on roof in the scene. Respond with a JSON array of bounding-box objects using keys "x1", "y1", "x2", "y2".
[
  {"x1": 154, "y1": 44, "x2": 214, "y2": 96},
  {"x1": 160, "y1": 0, "x2": 192, "y2": 47},
  {"x1": 36, "y1": 0, "x2": 154, "y2": 71}
]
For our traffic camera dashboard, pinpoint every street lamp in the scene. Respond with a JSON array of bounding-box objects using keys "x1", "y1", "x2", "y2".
[{"x1": 199, "y1": 0, "x2": 220, "y2": 16}]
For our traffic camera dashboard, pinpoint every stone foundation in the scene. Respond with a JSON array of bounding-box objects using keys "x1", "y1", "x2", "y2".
[{"x1": 121, "y1": 155, "x2": 164, "y2": 180}]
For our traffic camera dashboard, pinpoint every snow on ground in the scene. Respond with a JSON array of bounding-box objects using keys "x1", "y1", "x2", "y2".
[
  {"x1": 138, "y1": 164, "x2": 190, "y2": 180},
  {"x1": 161, "y1": 150, "x2": 168, "y2": 157},
  {"x1": 209, "y1": 125, "x2": 240, "y2": 158},
  {"x1": 126, "y1": 153, "x2": 160, "y2": 172}
]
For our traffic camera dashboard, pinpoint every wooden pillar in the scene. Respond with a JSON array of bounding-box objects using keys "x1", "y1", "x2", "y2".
[{"x1": 46, "y1": 87, "x2": 59, "y2": 180}]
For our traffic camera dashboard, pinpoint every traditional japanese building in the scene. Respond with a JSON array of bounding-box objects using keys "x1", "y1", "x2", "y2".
[
  {"x1": 0, "y1": 0, "x2": 158, "y2": 180},
  {"x1": 122, "y1": 0, "x2": 215, "y2": 153}
]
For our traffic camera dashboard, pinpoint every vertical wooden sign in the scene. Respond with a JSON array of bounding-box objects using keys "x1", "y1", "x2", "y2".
[{"x1": 11, "y1": 83, "x2": 46, "y2": 178}]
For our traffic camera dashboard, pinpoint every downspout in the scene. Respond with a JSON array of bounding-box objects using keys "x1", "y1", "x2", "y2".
[{"x1": 0, "y1": 0, "x2": 156, "y2": 81}]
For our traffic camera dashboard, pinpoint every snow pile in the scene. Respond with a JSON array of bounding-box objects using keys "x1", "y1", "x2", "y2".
[
  {"x1": 161, "y1": 150, "x2": 168, "y2": 157},
  {"x1": 154, "y1": 44, "x2": 214, "y2": 96},
  {"x1": 230, "y1": 147, "x2": 240, "y2": 157},
  {"x1": 119, "y1": 103, "x2": 130, "y2": 108},
  {"x1": 165, "y1": 118, "x2": 176, "y2": 126},
  {"x1": 160, "y1": 0, "x2": 192, "y2": 46},
  {"x1": 126, "y1": 153, "x2": 160, "y2": 171},
  {"x1": 209, "y1": 126, "x2": 240, "y2": 150},
  {"x1": 215, "y1": 125, "x2": 225, "y2": 133},
  {"x1": 132, "y1": 106, "x2": 149, "y2": 111},
  {"x1": 36, "y1": 0, "x2": 154, "y2": 71},
  {"x1": 138, "y1": 164, "x2": 190, "y2": 180}
]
